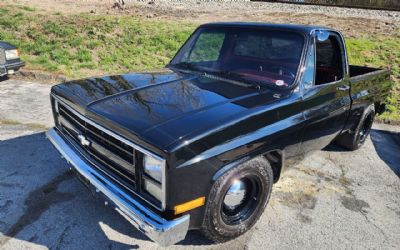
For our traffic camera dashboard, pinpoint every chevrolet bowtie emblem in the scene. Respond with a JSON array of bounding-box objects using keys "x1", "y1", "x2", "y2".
[{"x1": 78, "y1": 134, "x2": 91, "y2": 147}]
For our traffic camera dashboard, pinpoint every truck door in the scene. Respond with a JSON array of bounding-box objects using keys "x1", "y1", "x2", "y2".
[{"x1": 300, "y1": 31, "x2": 351, "y2": 154}]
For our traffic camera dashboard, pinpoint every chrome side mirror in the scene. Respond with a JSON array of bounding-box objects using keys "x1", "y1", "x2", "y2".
[{"x1": 316, "y1": 30, "x2": 330, "y2": 42}]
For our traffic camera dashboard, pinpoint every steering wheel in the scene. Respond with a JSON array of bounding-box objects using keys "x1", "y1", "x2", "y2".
[{"x1": 270, "y1": 66, "x2": 296, "y2": 79}]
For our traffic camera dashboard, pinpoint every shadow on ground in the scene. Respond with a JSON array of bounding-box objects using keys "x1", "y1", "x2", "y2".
[
  {"x1": 322, "y1": 129, "x2": 400, "y2": 178},
  {"x1": 370, "y1": 129, "x2": 400, "y2": 177},
  {"x1": 322, "y1": 143, "x2": 348, "y2": 152},
  {"x1": 0, "y1": 132, "x2": 212, "y2": 249}
]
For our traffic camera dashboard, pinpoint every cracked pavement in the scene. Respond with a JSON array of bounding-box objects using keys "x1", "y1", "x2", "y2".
[{"x1": 0, "y1": 79, "x2": 399, "y2": 249}]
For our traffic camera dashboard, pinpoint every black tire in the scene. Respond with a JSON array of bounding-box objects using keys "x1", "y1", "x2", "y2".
[
  {"x1": 336, "y1": 105, "x2": 375, "y2": 151},
  {"x1": 201, "y1": 157, "x2": 273, "y2": 243}
]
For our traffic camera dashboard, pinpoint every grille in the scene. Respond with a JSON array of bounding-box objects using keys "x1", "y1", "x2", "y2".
[
  {"x1": 0, "y1": 48, "x2": 5, "y2": 65},
  {"x1": 56, "y1": 101, "x2": 137, "y2": 187}
]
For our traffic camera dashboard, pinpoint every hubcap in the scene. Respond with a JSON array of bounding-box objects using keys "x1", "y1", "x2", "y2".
[
  {"x1": 220, "y1": 176, "x2": 262, "y2": 225},
  {"x1": 223, "y1": 180, "x2": 246, "y2": 210}
]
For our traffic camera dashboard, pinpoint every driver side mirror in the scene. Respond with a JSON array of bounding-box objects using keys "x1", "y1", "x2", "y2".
[{"x1": 316, "y1": 30, "x2": 330, "y2": 42}]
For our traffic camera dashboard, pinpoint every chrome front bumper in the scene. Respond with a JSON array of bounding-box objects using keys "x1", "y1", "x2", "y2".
[{"x1": 46, "y1": 128, "x2": 190, "y2": 246}]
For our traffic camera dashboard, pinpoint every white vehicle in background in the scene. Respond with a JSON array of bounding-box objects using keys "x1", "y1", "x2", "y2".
[{"x1": 0, "y1": 41, "x2": 25, "y2": 78}]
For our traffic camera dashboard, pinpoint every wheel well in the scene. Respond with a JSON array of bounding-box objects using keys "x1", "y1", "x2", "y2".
[
  {"x1": 374, "y1": 102, "x2": 385, "y2": 115},
  {"x1": 264, "y1": 150, "x2": 283, "y2": 183}
]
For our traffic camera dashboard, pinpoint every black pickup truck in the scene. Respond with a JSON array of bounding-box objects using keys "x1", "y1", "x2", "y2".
[{"x1": 46, "y1": 23, "x2": 393, "y2": 246}]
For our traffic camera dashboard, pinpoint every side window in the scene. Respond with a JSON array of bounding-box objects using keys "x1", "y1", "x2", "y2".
[
  {"x1": 315, "y1": 34, "x2": 344, "y2": 85},
  {"x1": 185, "y1": 32, "x2": 225, "y2": 62}
]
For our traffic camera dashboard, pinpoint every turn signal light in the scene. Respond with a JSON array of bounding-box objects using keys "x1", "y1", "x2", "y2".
[{"x1": 174, "y1": 197, "x2": 205, "y2": 215}]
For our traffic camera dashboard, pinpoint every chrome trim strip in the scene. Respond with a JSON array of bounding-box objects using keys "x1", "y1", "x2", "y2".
[
  {"x1": 46, "y1": 128, "x2": 189, "y2": 247},
  {"x1": 52, "y1": 94, "x2": 166, "y2": 210}
]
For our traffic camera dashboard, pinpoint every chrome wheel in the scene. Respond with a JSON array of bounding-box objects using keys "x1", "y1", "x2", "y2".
[
  {"x1": 221, "y1": 176, "x2": 262, "y2": 225},
  {"x1": 201, "y1": 157, "x2": 273, "y2": 243},
  {"x1": 223, "y1": 180, "x2": 246, "y2": 210}
]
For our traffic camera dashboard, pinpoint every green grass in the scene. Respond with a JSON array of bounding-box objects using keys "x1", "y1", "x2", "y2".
[
  {"x1": 0, "y1": 119, "x2": 48, "y2": 130},
  {"x1": 0, "y1": 5, "x2": 195, "y2": 77},
  {"x1": 0, "y1": 5, "x2": 399, "y2": 122},
  {"x1": 17, "y1": 5, "x2": 35, "y2": 12}
]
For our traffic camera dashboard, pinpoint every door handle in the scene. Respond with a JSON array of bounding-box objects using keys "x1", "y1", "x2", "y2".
[{"x1": 337, "y1": 85, "x2": 350, "y2": 91}]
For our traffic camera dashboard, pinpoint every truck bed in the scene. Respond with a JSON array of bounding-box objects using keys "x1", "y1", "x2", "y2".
[
  {"x1": 349, "y1": 65, "x2": 392, "y2": 115},
  {"x1": 349, "y1": 65, "x2": 389, "y2": 79}
]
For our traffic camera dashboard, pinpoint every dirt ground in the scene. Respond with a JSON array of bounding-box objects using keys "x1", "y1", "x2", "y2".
[{"x1": 3, "y1": 0, "x2": 399, "y2": 38}]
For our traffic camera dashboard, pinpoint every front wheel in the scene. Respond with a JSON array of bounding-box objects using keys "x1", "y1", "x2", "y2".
[{"x1": 201, "y1": 157, "x2": 273, "y2": 243}]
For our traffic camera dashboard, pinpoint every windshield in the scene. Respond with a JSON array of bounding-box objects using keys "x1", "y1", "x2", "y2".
[{"x1": 170, "y1": 26, "x2": 305, "y2": 87}]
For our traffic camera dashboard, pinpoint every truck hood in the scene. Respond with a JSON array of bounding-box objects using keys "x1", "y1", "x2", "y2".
[{"x1": 52, "y1": 68, "x2": 287, "y2": 150}]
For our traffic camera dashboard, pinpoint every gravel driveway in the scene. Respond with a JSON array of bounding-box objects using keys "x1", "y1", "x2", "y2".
[{"x1": 0, "y1": 79, "x2": 399, "y2": 249}]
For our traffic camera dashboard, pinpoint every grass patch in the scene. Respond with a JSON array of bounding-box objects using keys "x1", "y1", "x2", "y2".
[
  {"x1": 17, "y1": 5, "x2": 35, "y2": 12},
  {"x1": 0, "y1": 5, "x2": 195, "y2": 77},
  {"x1": 0, "y1": 119, "x2": 21, "y2": 126},
  {"x1": 0, "y1": 119, "x2": 48, "y2": 130},
  {"x1": 0, "y1": 5, "x2": 399, "y2": 122}
]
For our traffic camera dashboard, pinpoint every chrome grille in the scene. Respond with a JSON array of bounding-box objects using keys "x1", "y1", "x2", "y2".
[
  {"x1": 0, "y1": 48, "x2": 5, "y2": 65},
  {"x1": 57, "y1": 101, "x2": 136, "y2": 187}
]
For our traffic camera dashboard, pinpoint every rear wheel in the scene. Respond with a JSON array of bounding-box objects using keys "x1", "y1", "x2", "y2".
[
  {"x1": 336, "y1": 105, "x2": 375, "y2": 151},
  {"x1": 201, "y1": 157, "x2": 273, "y2": 243}
]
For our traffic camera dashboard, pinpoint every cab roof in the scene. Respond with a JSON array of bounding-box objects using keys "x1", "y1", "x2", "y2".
[{"x1": 200, "y1": 22, "x2": 330, "y2": 35}]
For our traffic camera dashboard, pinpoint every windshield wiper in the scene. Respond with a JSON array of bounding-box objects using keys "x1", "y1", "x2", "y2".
[
  {"x1": 168, "y1": 62, "x2": 200, "y2": 72},
  {"x1": 169, "y1": 63, "x2": 261, "y2": 90},
  {"x1": 204, "y1": 69, "x2": 261, "y2": 90}
]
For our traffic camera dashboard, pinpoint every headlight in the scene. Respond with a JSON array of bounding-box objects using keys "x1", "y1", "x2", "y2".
[
  {"x1": 143, "y1": 178, "x2": 163, "y2": 201},
  {"x1": 143, "y1": 155, "x2": 163, "y2": 183},
  {"x1": 5, "y1": 49, "x2": 19, "y2": 60},
  {"x1": 143, "y1": 155, "x2": 164, "y2": 203}
]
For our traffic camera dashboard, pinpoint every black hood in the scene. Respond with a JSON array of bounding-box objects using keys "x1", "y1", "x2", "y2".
[{"x1": 52, "y1": 69, "x2": 286, "y2": 150}]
